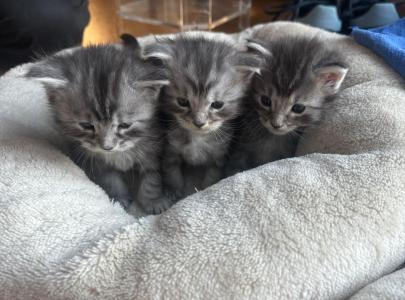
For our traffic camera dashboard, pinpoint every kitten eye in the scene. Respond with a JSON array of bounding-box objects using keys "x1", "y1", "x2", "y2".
[
  {"x1": 118, "y1": 122, "x2": 132, "y2": 129},
  {"x1": 260, "y1": 95, "x2": 272, "y2": 107},
  {"x1": 79, "y1": 122, "x2": 95, "y2": 131},
  {"x1": 177, "y1": 98, "x2": 190, "y2": 108},
  {"x1": 291, "y1": 104, "x2": 306, "y2": 114},
  {"x1": 211, "y1": 101, "x2": 224, "y2": 110}
]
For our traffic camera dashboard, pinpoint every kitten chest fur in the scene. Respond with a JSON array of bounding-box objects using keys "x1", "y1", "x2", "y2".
[
  {"x1": 245, "y1": 131, "x2": 297, "y2": 166},
  {"x1": 96, "y1": 137, "x2": 159, "y2": 172},
  {"x1": 98, "y1": 151, "x2": 137, "y2": 171},
  {"x1": 168, "y1": 126, "x2": 230, "y2": 166}
]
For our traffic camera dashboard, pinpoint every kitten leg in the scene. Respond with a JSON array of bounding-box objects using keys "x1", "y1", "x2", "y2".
[
  {"x1": 162, "y1": 152, "x2": 184, "y2": 199},
  {"x1": 96, "y1": 170, "x2": 132, "y2": 209},
  {"x1": 137, "y1": 170, "x2": 173, "y2": 215},
  {"x1": 225, "y1": 150, "x2": 249, "y2": 177},
  {"x1": 75, "y1": 155, "x2": 131, "y2": 209},
  {"x1": 182, "y1": 165, "x2": 202, "y2": 197},
  {"x1": 201, "y1": 164, "x2": 223, "y2": 190}
]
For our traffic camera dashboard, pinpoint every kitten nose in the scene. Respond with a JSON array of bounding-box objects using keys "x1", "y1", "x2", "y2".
[
  {"x1": 193, "y1": 120, "x2": 206, "y2": 128},
  {"x1": 101, "y1": 145, "x2": 114, "y2": 151},
  {"x1": 271, "y1": 121, "x2": 283, "y2": 129}
]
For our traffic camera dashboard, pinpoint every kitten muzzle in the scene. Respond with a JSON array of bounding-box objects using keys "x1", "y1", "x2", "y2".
[
  {"x1": 193, "y1": 120, "x2": 206, "y2": 128},
  {"x1": 101, "y1": 144, "x2": 114, "y2": 151}
]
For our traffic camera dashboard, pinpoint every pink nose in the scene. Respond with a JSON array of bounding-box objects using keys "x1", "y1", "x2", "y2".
[
  {"x1": 271, "y1": 122, "x2": 283, "y2": 129},
  {"x1": 193, "y1": 120, "x2": 206, "y2": 128},
  {"x1": 101, "y1": 144, "x2": 114, "y2": 151}
]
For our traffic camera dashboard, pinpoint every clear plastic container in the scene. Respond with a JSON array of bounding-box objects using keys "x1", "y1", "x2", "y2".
[{"x1": 118, "y1": 0, "x2": 252, "y2": 31}]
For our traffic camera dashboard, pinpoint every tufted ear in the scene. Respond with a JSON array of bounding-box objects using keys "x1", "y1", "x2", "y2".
[
  {"x1": 246, "y1": 40, "x2": 272, "y2": 58},
  {"x1": 315, "y1": 65, "x2": 348, "y2": 95},
  {"x1": 142, "y1": 41, "x2": 173, "y2": 62},
  {"x1": 228, "y1": 51, "x2": 263, "y2": 76},
  {"x1": 134, "y1": 79, "x2": 170, "y2": 88},
  {"x1": 26, "y1": 62, "x2": 67, "y2": 89},
  {"x1": 130, "y1": 78, "x2": 169, "y2": 99},
  {"x1": 31, "y1": 77, "x2": 66, "y2": 88},
  {"x1": 228, "y1": 40, "x2": 270, "y2": 76},
  {"x1": 121, "y1": 33, "x2": 140, "y2": 50}
]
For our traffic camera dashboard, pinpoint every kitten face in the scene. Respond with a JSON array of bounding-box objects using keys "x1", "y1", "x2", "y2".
[
  {"x1": 252, "y1": 70, "x2": 331, "y2": 135},
  {"x1": 249, "y1": 36, "x2": 348, "y2": 135},
  {"x1": 162, "y1": 70, "x2": 247, "y2": 134},
  {"x1": 27, "y1": 45, "x2": 168, "y2": 155},
  {"x1": 143, "y1": 33, "x2": 262, "y2": 134},
  {"x1": 51, "y1": 85, "x2": 157, "y2": 154}
]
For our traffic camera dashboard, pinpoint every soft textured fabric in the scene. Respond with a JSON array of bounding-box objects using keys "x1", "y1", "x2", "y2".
[
  {"x1": 0, "y1": 22, "x2": 405, "y2": 299},
  {"x1": 350, "y1": 265, "x2": 405, "y2": 300},
  {"x1": 352, "y1": 18, "x2": 405, "y2": 79}
]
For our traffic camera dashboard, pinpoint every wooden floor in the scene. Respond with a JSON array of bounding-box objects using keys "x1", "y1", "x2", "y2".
[{"x1": 82, "y1": 0, "x2": 281, "y2": 45}]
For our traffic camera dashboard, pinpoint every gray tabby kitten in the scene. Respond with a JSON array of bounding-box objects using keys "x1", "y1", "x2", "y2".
[
  {"x1": 228, "y1": 35, "x2": 348, "y2": 173},
  {"x1": 142, "y1": 32, "x2": 263, "y2": 199},
  {"x1": 27, "y1": 43, "x2": 172, "y2": 214}
]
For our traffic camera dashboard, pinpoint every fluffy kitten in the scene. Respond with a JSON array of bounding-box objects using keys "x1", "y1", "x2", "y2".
[
  {"x1": 26, "y1": 43, "x2": 172, "y2": 214},
  {"x1": 142, "y1": 32, "x2": 263, "y2": 199},
  {"x1": 227, "y1": 35, "x2": 349, "y2": 173}
]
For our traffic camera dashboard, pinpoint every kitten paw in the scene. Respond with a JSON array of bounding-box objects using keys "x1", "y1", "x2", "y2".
[
  {"x1": 164, "y1": 189, "x2": 184, "y2": 203},
  {"x1": 143, "y1": 196, "x2": 173, "y2": 215},
  {"x1": 112, "y1": 197, "x2": 131, "y2": 210}
]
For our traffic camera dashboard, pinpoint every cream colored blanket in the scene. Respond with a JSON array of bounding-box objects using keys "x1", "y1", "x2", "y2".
[{"x1": 0, "y1": 22, "x2": 405, "y2": 299}]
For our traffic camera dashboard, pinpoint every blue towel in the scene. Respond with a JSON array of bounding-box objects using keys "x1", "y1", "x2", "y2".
[{"x1": 352, "y1": 19, "x2": 405, "y2": 79}]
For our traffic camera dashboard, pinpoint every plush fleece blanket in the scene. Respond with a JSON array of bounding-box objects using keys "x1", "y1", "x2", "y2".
[{"x1": 1, "y1": 22, "x2": 405, "y2": 299}]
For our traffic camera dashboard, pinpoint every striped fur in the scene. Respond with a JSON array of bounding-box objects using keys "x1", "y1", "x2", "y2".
[
  {"x1": 143, "y1": 33, "x2": 262, "y2": 199},
  {"x1": 27, "y1": 44, "x2": 172, "y2": 214},
  {"x1": 227, "y1": 34, "x2": 348, "y2": 174}
]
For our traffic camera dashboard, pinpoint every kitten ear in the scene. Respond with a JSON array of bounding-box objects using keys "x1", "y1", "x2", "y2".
[
  {"x1": 246, "y1": 40, "x2": 272, "y2": 58},
  {"x1": 228, "y1": 51, "x2": 263, "y2": 75},
  {"x1": 142, "y1": 42, "x2": 173, "y2": 62},
  {"x1": 31, "y1": 77, "x2": 67, "y2": 88},
  {"x1": 131, "y1": 79, "x2": 169, "y2": 99},
  {"x1": 229, "y1": 40, "x2": 269, "y2": 76},
  {"x1": 121, "y1": 33, "x2": 140, "y2": 50},
  {"x1": 134, "y1": 79, "x2": 170, "y2": 88},
  {"x1": 26, "y1": 63, "x2": 67, "y2": 88},
  {"x1": 315, "y1": 65, "x2": 348, "y2": 95}
]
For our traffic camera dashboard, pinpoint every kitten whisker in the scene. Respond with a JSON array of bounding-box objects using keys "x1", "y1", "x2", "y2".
[
  {"x1": 90, "y1": 154, "x2": 96, "y2": 179},
  {"x1": 306, "y1": 106, "x2": 323, "y2": 110}
]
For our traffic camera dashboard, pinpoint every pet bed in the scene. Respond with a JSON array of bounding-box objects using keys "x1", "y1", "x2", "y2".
[{"x1": 1, "y1": 22, "x2": 405, "y2": 299}]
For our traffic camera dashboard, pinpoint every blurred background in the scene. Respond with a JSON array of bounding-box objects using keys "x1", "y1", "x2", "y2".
[
  {"x1": 83, "y1": 0, "x2": 271, "y2": 44},
  {"x1": 0, "y1": 0, "x2": 403, "y2": 72},
  {"x1": 84, "y1": 0, "x2": 405, "y2": 44}
]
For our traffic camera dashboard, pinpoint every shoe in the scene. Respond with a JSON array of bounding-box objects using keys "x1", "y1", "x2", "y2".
[
  {"x1": 296, "y1": 4, "x2": 342, "y2": 31},
  {"x1": 265, "y1": 0, "x2": 342, "y2": 32},
  {"x1": 339, "y1": 0, "x2": 402, "y2": 33},
  {"x1": 350, "y1": 3, "x2": 400, "y2": 28}
]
